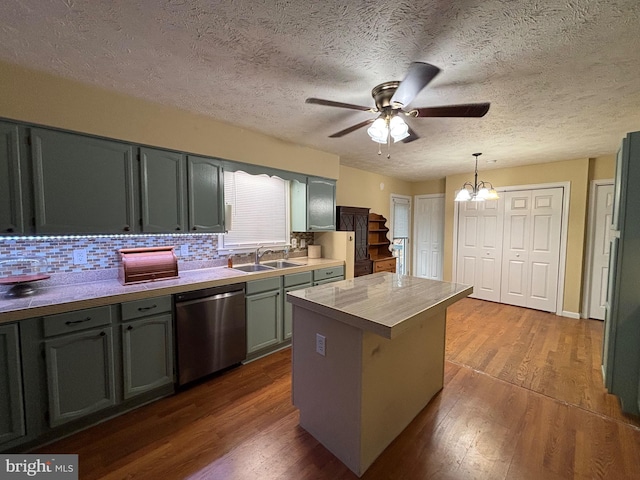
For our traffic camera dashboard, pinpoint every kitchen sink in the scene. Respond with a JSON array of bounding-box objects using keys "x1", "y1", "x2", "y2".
[
  {"x1": 231, "y1": 264, "x2": 276, "y2": 272},
  {"x1": 262, "y1": 260, "x2": 306, "y2": 269}
]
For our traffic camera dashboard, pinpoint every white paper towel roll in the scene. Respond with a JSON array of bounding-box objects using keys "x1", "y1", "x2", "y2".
[{"x1": 308, "y1": 245, "x2": 321, "y2": 258}]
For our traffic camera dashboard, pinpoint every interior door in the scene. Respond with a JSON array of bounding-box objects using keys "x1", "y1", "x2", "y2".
[
  {"x1": 414, "y1": 195, "x2": 444, "y2": 280},
  {"x1": 500, "y1": 191, "x2": 531, "y2": 307},
  {"x1": 456, "y1": 199, "x2": 503, "y2": 302},
  {"x1": 588, "y1": 183, "x2": 614, "y2": 320}
]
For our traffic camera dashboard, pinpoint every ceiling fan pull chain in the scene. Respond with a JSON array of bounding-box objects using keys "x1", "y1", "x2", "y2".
[{"x1": 377, "y1": 142, "x2": 382, "y2": 156}]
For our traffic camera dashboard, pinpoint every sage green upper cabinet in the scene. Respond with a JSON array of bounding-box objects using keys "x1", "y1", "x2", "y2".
[
  {"x1": 291, "y1": 176, "x2": 336, "y2": 232},
  {"x1": 31, "y1": 128, "x2": 137, "y2": 234},
  {"x1": 0, "y1": 324, "x2": 25, "y2": 446},
  {"x1": 140, "y1": 147, "x2": 186, "y2": 233},
  {"x1": 187, "y1": 155, "x2": 225, "y2": 233},
  {"x1": 0, "y1": 122, "x2": 24, "y2": 234}
]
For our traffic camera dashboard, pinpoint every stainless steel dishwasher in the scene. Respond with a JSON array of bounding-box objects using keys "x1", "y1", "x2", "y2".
[{"x1": 175, "y1": 284, "x2": 246, "y2": 386}]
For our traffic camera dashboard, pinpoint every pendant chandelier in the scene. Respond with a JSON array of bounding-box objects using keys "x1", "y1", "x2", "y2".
[{"x1": 454, "y1": 153, "x2": 499, "y2": 202}]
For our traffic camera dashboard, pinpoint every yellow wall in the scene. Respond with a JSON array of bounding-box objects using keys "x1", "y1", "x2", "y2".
[
  {"x1": 0, "y1": 60, "x2": 340, "y2": 179},
  {"x1": 444, "y1": 158, "x2": 590, "y2": 315},
  {"x1": 336, "y1": 165, "x2": 412, "y2": 220},
  {"x1": 590, "y1": 155, "x2": 615, "y2": 180},
  {"x1": 411, "y1": 178, "x2": 446, "y2": 195}
]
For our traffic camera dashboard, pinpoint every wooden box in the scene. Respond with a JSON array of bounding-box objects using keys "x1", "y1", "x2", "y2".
[{"x1": 118, "y1": 247, "x2": 178, "y2": 285}]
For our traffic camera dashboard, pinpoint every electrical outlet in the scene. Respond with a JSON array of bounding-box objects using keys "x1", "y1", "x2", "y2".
[
  {"x1": 316, "y1": 333, "x2": 326, "y2": 356},
  {"x1": 180, "y1": 244, "x2": 189, "y2": 257},
  {"x1": 291, "y1": 238, "x2": 298, "y2": 248},
  {"x1": 300, "y1": 238, "x2": 306, "y2": 249},
  {"x1": 73, "y1": 249, "x2": 88, "y2": 265}
]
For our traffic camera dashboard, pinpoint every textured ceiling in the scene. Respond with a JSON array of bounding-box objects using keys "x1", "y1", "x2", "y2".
[{"x1": 1, "y1": 0, "x2": 640, "y2": 181}]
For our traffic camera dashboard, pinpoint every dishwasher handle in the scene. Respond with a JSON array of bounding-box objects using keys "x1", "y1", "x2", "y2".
[{"x1": 175, "y1": 289, "x2": 244, "y2": 305}]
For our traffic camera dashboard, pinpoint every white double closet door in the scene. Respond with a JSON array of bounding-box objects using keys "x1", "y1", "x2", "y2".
[{"x1": 456, "y1": 187, "x2": 563, "y2": 312}]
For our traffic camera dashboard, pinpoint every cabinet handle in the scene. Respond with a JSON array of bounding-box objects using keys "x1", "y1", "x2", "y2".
[
  {"x1": 123, "y1": 225, "x2": 131, "y2": 232},
  {"x1": 192, "y1": 226, "x2": 197, "y2": 231},
  {"x1": 176, "y1": 226, "x2": 181, "y2": 231},
  {"x1": 6, "y1": 227, "x2": 14, "y2": 233},
  {"x1": 325, "y1": 271, "x2": 333, "y2": 275},
  {"x1": 65, "y1": 317, "x2": 91, "y2": 325},
  {"x1": 138, "y1": 304, "x2": 157, "y2": 312},
  {"x1": 100, "y1": 331, "x2": 106, "y2": 336},
  {"x1": 127, "y1": 325, "x2": 133, "y2": 331}
]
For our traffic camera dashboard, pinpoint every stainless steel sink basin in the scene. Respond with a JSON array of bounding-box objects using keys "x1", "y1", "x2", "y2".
[
  {"x1": 231, "y1": 264, "x2": 276, "y2": 272},
  {"x1": 262, "y1": 260, "x2": 306, "y2": 269}
]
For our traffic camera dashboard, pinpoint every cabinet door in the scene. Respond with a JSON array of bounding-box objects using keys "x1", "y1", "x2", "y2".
[
  {"x1": 31, "y1": 128, "x2": 137, "y2": 234},
  {"x1": 187, "y1": 155, "x2": 225, "y2": 232},
  {"x1": 283, "y1": 282, "x2": 312, "y2": 340},
  {"x1": 246, "y1": 289, "x2": 282, "y2": 353},
  {"x1": 0, "y1": 324, "x2": 25, "y2": 445},
  {"x1": 308, "y1": 177, "x2": 336, "y2": 231},
  {"x1": 45, "y1": 327, "x2": 116, "y2": 427},
  {"x1": 0, "y1": 122, "x2": 24, "y2": 234},
  {"x1": 122, "y1": 314, "x2": 174, "y2": 399},
  {"x1": 140, "y1": 147, "x2": 186, "y2": 233}
]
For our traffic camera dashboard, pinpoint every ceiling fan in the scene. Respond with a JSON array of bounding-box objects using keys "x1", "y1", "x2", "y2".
[{"x1": 306, "y1": 62, "x2": 490, "y2": 145}]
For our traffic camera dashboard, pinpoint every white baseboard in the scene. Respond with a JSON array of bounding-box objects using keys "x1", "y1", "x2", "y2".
[{"x1": 561, "y1": 310, "x2": 580, "y2": 319}]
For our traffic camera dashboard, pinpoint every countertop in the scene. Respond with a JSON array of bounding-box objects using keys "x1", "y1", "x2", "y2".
[
  {"x1": 287, "y1": 272, "x2": 473, "y2": 339},
  {"x1": 0, "y1": 257, "x2": 344, "y2": 324}
]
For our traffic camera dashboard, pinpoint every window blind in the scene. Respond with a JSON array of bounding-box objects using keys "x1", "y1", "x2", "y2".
[
  {"x1": 221, "y1": 171, "x2": 289, "y2": 249},
  {"x1": 392, "y1": 196, "x2": 410, "y2": 238}
]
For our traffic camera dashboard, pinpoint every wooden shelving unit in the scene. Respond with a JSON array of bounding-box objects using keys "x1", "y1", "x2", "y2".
[{"x1": 368, "y1": 213, "x2": 396, "y2": 274}]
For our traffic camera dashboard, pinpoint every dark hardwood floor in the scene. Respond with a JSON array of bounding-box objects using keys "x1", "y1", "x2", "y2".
[{"x1": 37, "y1": 298, "x2": 640, "y2": 479}]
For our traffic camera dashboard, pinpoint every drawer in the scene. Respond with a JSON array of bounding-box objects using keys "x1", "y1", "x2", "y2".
[
  {"x1": 121, "y1": 296, "x2": 172, "y2": 321},
  {"x1": 44, "y1": 306, "x2": 113, "y2": 338},
  {"x1": 373, "y1": 258, "x2": 396, "y2": 273},
  {"x1": 354, "y1": 261, "x2": 373, "y2": 277},
  {"x1": 283, "y1": 271, "x2": 313, "y2": 287},
  {"x1": 313, "y1": 265, "x2": 345, "y2": 282},
  {"x1": 246, "y1": 276, "x2": 282, "y2": 295}
]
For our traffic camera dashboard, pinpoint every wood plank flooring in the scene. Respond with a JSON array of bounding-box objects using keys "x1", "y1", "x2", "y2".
[{"x1": 37, "y1": 298, "x2": 640, "y2": 479}]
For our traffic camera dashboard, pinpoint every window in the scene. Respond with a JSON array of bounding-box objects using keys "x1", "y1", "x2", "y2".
[
  {"x1": 219, "y1": 170, "x2": 290, "y2": 251},
  {"x1": 390, "y1": 194, "x2": 411, "y2": 275}
]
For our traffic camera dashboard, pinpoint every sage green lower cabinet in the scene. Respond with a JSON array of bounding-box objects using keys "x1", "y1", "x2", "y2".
[
  {"x1": 283, "y1": 272, "x2": 313, "y2": 340},
  {"x1": 121, "y1": 296, "x2": 174, "y2": 399},
  {"x1": 246, "y1": 277, "x2": 283, "y2": 357},
  {"x1": 0, "y1": 323, "x2": 26, "y2": 446},
  {"x1": 44, "y1": 327, "x2": 116, "y2": 427}
]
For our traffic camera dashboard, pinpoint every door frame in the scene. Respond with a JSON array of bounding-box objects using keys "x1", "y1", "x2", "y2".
[
  {"x1": 581, "y1": 179, "x2": 614, "y2": 319},
  {"x1": 389, "y1": 193, "x2": 412, "y2": 275},
  {"x1": 412, "y1": 193, "x2": 445, "y2": 280},
  {"x1": 453, "y1": 181, "x2": 571, "y2": 317}
]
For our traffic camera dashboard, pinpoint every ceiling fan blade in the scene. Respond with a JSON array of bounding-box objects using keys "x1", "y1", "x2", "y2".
[
  {"x1": 390, "y1": 62, "x2": 441, "y2": 108},
  {"x1": 401, "y1": 124, "x2": 420, "y2": 143},
  {"x1": 306, "y1": 98, "x2": 374, "y2": 112},
  {"x1": 413, "y1": 102, "x2": 491, "y2": 118},
  {"x1": 329, "y1": 119, "x2": 375, "y2": 138}
]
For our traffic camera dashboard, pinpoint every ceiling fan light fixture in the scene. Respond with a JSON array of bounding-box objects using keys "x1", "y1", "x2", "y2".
[
  {"x1": 367, "y1": 117, "x2": 389, "y2": 143},
  {"x1": 389, "y1": 115, "x2": 410, "y2": 142}
]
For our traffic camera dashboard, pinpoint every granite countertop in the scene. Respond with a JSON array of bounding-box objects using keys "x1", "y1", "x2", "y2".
[
  {"x1": 0, "y1": 257, "x2": 343, "y2": 324},
  {"x1": 287, "y1": 272, "x2": 473, "y2": 339}
]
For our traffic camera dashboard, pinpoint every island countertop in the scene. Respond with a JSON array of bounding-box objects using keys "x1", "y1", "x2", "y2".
[{"x1": 287, "y1": 272, "x2": 473, "y2": 339}]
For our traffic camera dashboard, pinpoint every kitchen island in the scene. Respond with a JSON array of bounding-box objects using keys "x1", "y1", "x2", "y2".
[{"x1": 287, "y1": 272, "x2": 472, "y2": 477}]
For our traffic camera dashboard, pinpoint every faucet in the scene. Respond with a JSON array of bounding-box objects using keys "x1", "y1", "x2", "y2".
[{"x1": 255, "y1": 246, "x2": 274, "y2": 264}]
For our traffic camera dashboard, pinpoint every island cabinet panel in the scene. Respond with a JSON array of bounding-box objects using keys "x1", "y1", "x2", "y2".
[
  {"x1": 187, "y1": 155, "x2": 225, "y2": 233},
  {"x1": 0, "y1": 122, "x2": 24, "y2": 234},
  {"x1": 122, "y1": 314, "x2": 174, "y2": 399},
  {"x1": 0, "y1": 323, "x2": 25, "y2": 446},
  {"x1": 44, "y1": 326, "x2": 116, "y2": 427},
  {"x1": 140, "y1": 147, "x2": 187, "y2": 233},
  {"x1": 246, "y1": 277, "x2": 283, "y2": 357},
  {"x1": 30, "y1": 128, "x2": 137, "y2": 234}
]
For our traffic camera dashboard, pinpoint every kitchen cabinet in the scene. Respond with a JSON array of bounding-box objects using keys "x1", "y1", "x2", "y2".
[
  {"x1": 0, "y1": 323, "x2": 26, "y2": 446},
  {"x1": 291, "y1": 176, "x2": 337, "y2": 232},
  {"x1": 313, "y1": 265, "x2": 346, "y2": 286},
  {"x1": 121, "y1": 297, "x2": 174, "y2": 399},
  {"x1": 43, "y1": 306, "x2": 116, "y2": 427},
  {"x1": 140, "y1": 147, "x2": 187, "y2": 233},
  {"x1": 246, "y1": 277, "x2": 283, "y2": 357},
  {"x1": 31, "y1": 128, "x2": 137, "y2": 234},
  {"x1": 337, "y1": 206, "x2": 372, "y2": 276},
  {"x1": 283, "y1": 272, "x2": 313, "y2": 340},
  {"x1": 187, "y1": 155, "x2": 225, "y2": 233},
  {"x1": 0, "y1": 122, "x2": 25, "y2": 234}
]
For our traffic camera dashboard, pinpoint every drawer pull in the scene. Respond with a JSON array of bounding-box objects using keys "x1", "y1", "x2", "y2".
[
  {"x1": 127, "y1": 325, "x2": 133, "y2": 331},
  {"x1": 325, "y1": 271, "x2": 333, "y2": 275},
  {"x1": 65, "y1": 317, "x2": 92, "y2": 326},
  {"x1": 137, "y1": 304, "x2": 157, "y2": 312},
  {"x1": 100, "y1": 331, "x2": 106, "y2": 336}
]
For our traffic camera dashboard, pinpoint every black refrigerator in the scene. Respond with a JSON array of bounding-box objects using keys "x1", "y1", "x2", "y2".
[{"x1": 602, "y1": 130, "x2": 640, "y2": 415}]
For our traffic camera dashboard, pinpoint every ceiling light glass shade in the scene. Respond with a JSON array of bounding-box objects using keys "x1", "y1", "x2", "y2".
[
  {"x1": 455, "y1": 189, "x2": 472, "y2": 201},
  {"x1": 389, "y1": 115, "x2": 409, "y2": 142},
  {"x1": 477, "y1": 187, "x2": 490, "y2": 200},
  {"x1": 367, "y1": 117, "x2": 388, "y2": 143},
  {"x1": 471, "y1": 194, "x2": 486, "y2": 202},
  {"x1": 486, "y1": 188, "x2": 499, "y2": 200}
]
